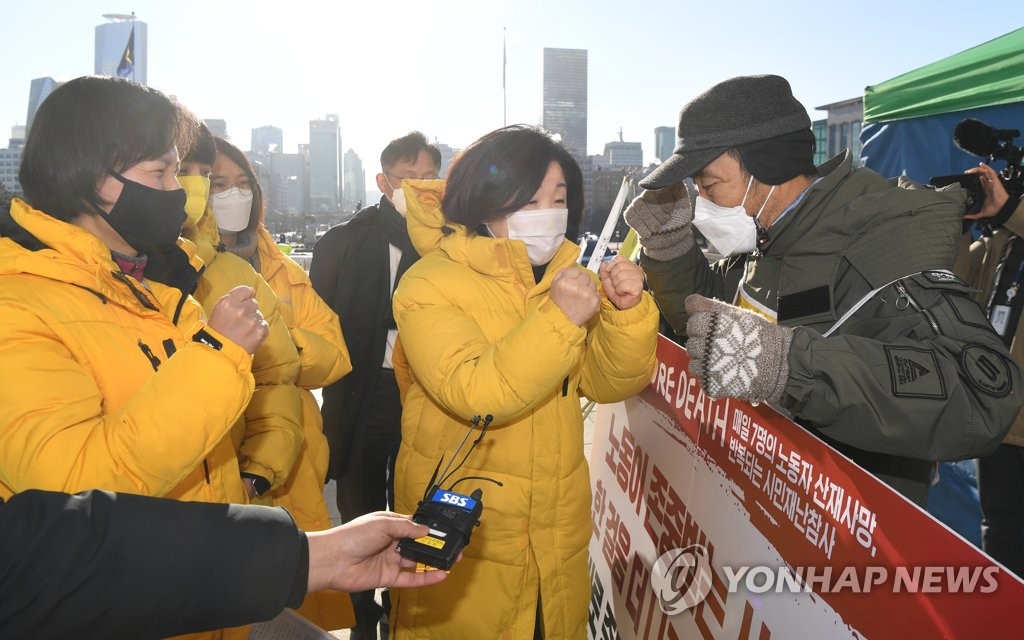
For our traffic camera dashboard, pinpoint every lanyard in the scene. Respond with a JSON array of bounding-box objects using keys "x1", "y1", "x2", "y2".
[
  {"x1": 1004, "y1": 254, "x2": 1024, "y2": 305},
  {"x1": 986, "y1": 236, "x2": 1017, "y2": 314}
]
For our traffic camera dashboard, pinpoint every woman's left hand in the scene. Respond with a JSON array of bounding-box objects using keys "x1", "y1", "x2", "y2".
[{"x1": 599, "y1": 256, "x2": 644, "y2": 310}]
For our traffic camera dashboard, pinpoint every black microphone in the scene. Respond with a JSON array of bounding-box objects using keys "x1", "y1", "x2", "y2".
[{"x1": 954, "y1": 119, "x2": 1021, "y2": 158}]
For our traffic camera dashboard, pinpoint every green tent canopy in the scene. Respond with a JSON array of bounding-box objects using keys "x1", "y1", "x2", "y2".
[{"x1": 864, "y1": 27, "x2": 1024, "y2": 124}]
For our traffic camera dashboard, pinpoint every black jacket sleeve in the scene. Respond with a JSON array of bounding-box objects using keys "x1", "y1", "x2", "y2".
[{"x1": 0, "y1": 489, "x2": 308, "y2": 640}]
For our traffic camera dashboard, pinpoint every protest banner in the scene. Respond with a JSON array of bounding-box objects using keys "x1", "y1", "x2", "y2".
[{"x1": 588, "y1": 335, "x2": 1024, "y2": 639}]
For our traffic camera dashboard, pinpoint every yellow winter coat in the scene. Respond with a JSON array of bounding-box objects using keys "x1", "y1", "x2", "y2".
[
  {"x1": 389, "y1": 181, "x2": 659, "y2": 640},
  {"x1": 171, "y1": 213, "x2": 299, "y2": 640},
  {"x1": 0, "y1": 199, "x2": 253, "y2": 505},
  {"x1": 186, "y1": 237, "x2": 303, "y2": 491},
  {"x1": 255, "y1": 225, "x2": 355, "y2": 630}
]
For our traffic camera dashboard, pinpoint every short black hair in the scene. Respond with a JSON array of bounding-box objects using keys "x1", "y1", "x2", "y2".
[
  {"x1": 214, "y1": 136, "x2": 263, "y2": 226},
  {"x1": 380, "y1": 131, "x2": 441, "y2": 173},
  {"x1": 19, "y1": 76, "x2": 197, "y2": 222},
  {"x1": 183, "y1": 122, "x2": 217, "y2": 167},
  {"x1": 442, "y1": 125, "x2": 583, "y2": 239}
]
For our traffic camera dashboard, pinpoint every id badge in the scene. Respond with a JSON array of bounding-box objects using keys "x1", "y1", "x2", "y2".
[{"x1": 991, "y1": 304, "x2": 1011, "y2": 336}]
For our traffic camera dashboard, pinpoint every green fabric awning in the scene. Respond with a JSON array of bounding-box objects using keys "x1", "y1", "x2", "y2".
[{"x1": 864, "y1": 28, "x2": 1024, "y2": 123}]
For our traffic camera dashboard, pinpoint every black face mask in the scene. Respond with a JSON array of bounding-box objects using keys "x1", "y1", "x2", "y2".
[{"x1": 103, "y1": 172, "x2": 187, "y2": 255}]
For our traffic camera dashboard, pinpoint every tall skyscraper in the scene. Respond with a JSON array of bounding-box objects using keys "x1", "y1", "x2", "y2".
[
  {"x1": 252, "y1": 126, "x2": 283, "y2": 154},
  {"x1": 542, "y1": 48, "x2": 588, "y2": 160},
  {"x1": 341, "y1": 149, "x2": 366, "y2": 213},
  {"x1": 26, "y1": 77, "x2": 59, "y2": 133},
  {"x1": 309, "y1": 114, "x2": 341, "y2": 214},
  {"x1": 654, "y1": 126, "x2": 675, "y2": 163},
  {"x1": 95, "y1": 14, "x2": 147, "y2": 84}
]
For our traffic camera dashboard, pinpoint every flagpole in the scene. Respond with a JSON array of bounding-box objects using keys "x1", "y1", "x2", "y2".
[
  {"x1": 131, "y1": 12, "x2": 136, "y2": 83},
  {"x1": 503, "y1": 27, "x2": 507, "y2": 127}
]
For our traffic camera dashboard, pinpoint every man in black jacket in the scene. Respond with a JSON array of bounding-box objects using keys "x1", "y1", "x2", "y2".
[
  {"x1": 0, "y1": 489, "x2": 449, "y2": 639},
  {"x1": 311, "y1": 131, "x2": 441, "y2": 638}
]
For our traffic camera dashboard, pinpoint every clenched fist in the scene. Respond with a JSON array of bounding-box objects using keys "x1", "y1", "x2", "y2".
[
  {"x1": 550, "y1": 266, "x2": 601, "y2": 326},
  {"x1": 599, "y1": 256, "x2": 644, "y2": 310},
  {"x1": 207, "y1": 285, "x2": 270, "y2": 355}
]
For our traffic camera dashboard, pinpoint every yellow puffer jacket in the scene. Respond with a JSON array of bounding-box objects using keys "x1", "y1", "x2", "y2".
[
  {"x1": 389, "y1": 181, "x2": 659, "y2": 640},
  {"x1": 255, "y1": 225, "x2": 355, "y2": 631},
  {"x1": 187, "y1": 237, "x2": 303, "y2": 492},
  {"x1": 256, "y1": 227, "x2": 352, "y2": 392},
  {"x1": 0, "y1": 199, "x2": 253, "y2": 505}
]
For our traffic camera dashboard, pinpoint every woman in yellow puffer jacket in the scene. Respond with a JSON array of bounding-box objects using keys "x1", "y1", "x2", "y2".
[
  {"x1": 390, "y1": 126, "x2": 659, "y2": 640},
  {"x1": 177, "y1": 125, "x2": 303, "y2": 505},
  {"x1": 205, "y1": 137, "x2": 356, "y2": 631},
  {"x1": 0, "y1": 79, "x2": 264, "y2": 513}
]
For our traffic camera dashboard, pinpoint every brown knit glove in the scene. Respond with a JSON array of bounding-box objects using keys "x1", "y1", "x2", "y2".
[
  {"x1": 623, "y1": 183, "x2": 693, "y2": 261},
  {"x1": 684, "y1": 295, "x2": 792, "y2": 403}
]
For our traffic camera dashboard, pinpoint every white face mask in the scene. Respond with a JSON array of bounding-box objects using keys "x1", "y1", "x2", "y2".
[
  {"x1": 501, "y1": 207, "x2": 569, "y2": 266},
  {"x1": 211, "y1": 187, "x2": 254, "y2": 233},
  {"x1": 385, "y1": 176, "x2": 408, "y2": 216},
  {"x1": 392, "y1": 188, "x2": 408, "y2": 216},
  {"x1": 691, "y1": 177, "x2": 774, "y2": 262}
]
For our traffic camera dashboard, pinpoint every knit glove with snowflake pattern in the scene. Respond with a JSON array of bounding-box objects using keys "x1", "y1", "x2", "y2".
[
  {"x1": 622, "y1": 184, "x2": 694, "y2": 261},
  {"x1": 684, "y1": 294, "x2": 793, "y2": 404}
]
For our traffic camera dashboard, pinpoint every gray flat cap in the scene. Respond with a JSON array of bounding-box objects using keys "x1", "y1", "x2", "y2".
[{"x1": 641, "y1": 75, "x2": 811, "y2": 190}]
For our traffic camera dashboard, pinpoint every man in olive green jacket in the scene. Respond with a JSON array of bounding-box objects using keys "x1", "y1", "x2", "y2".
[{"x1": 625, "y1": 75, "x2": 1022, "y2": 506}]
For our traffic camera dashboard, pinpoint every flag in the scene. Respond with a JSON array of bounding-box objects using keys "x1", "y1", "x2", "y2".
[{"x1": 116, "y1": 26, "x2": 135, "y2": 79}]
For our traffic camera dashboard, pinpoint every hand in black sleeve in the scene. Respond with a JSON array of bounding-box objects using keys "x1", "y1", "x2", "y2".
[{"x1": 0, "y1": 490, "x2": 303, "y2": 639}]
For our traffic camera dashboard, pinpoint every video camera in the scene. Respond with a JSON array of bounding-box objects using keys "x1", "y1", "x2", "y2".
[{"x1": 930, "y1": 118, "x2": 1024, "y2": 215}]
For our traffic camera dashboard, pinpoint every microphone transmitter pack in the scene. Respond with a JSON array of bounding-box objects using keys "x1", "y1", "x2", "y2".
[
  {"x1": 397, "y1": 486, "x2": 484, "y2": 571},
  {"x1": 397, "y1": 414, "x2": 499, "y2": 571}
]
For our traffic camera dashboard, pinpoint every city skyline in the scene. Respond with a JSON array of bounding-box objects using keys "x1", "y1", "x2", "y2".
[{"x1": 1, "y1": 1, "x2": 1019, "y2": 195}]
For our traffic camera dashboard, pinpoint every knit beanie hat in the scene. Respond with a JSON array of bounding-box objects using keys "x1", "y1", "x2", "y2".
[{"x1": 641, "y1": 75, "x2": 812, "y2": 190}]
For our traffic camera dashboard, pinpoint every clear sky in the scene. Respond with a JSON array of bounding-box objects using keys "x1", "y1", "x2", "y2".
[{"x1": 1, "y1": 0, "x2": 1021, "y2": 191}]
